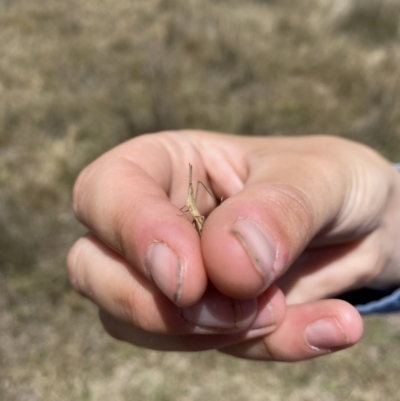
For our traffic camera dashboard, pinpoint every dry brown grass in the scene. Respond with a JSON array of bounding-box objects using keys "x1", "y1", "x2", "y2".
[{"x1": 1, "y1": 0, "x2": 400, "y2": 399}]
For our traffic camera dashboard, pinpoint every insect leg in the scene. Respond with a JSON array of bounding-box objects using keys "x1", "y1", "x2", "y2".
[{"x1": 196, "y1": 180, "x2": 220, "y2": 206}]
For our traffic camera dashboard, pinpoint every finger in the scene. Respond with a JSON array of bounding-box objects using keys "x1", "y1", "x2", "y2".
[
  {"x1": 219, "y1": 299, "x2": 363, "y2": 361},
  {"x1": 67, "y1": 234, "x2": 266, "y2": 334},
  {"x1": 99, "y1": 285, "x2": 286, "y2": 351},
  {"x1": 277, "y1": 231, "x2": 384, "y2": 304},
  {"x1": 201, "y1": 136, "x2": 393, "y2": 299},
  {"x1": 72, "y1": 133, "x2": 209, "y2": 306}
]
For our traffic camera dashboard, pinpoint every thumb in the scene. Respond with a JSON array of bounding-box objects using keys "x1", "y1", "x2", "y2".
[{"x1": 201, "y1": 136, "x2": 392, "y2": 299}]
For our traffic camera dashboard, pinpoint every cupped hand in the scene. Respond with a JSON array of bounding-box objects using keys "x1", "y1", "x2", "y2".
[{"x1": 67, "y1": 130, "x2": 400, "y2": 360}]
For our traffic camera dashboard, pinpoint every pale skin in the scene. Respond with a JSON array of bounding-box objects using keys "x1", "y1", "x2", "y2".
[{"x1": 68, "y1": 131, "x2": 400, "y2": 361}]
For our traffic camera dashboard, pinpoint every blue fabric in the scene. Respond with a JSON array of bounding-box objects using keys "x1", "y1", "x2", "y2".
[{"x1": 356, "y1": 288, "x2": 400, "y2": 314}]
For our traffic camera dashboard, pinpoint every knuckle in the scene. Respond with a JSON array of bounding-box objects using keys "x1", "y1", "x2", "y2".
[
  {"x1": 66, "y1": 237, "x2": 91, "y2": 296},
  {"x1": 72, "y1": 164, "x2": 94, "y2": 223},
  {"x1": 117, "y1": 281, "x2": 138, "y2": 325},
  {"x1": 117, "y1": 285, "x2": 153, "y2": 332},
  {"x1": 357, "y1": 236, "x2": 386, "y2": 286},
  {"x1": 300, "y1": 150, "x2": 338, "y2": 175},
  {"x1": 266, "y1": 183, "x2": 316, "y2": 239},
  {"x1": 72, "y1": 158, "x2": 107, "y2": 225}
]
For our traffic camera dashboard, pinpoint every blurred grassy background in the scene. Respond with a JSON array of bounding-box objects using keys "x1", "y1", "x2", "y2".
[{"x1": 1, "y1": 0, "x2": 400, "y2": 399}]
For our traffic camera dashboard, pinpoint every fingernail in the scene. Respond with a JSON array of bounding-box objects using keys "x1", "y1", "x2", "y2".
[
  {"x1": 181, "y1": 296, "x2": 257, "y2": 331},
  {"x1": 305, "y1": 318, "x2": 349, "y2": 351},
  {"x1": 231, "y1": 219, "x2": 277, "y2": 288},
  {"x1": 249, "y1": 301, "x2": 275, "y2": 330},
  {"x1": 146, "y1": 242, "x2": 183, "y2": 304}
]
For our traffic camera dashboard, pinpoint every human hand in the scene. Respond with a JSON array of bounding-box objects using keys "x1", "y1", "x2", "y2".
[{"x1": 68, "y1": 131, "x2": 400, "y2": 360}]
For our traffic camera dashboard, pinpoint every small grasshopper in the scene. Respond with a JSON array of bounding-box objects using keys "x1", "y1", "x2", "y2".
[{"x1": 180, "y1": 164, "x2": 220, "y2": 236}]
